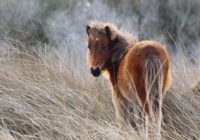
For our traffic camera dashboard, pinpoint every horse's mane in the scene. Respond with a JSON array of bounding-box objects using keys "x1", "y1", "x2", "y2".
[{"x1": 89, "y1": 21, "x2": 138, "y2": 64}]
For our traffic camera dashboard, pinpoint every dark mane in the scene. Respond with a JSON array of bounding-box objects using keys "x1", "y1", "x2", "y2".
[{"x1": 111, "y1": 34, "x2": 132, "y2": 64}]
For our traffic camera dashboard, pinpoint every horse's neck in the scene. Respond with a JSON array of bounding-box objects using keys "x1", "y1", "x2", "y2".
[
  {"x1": 107, "y1": 37, "x2": 132, "y2": 86},
  {"x1": 107, "y1": 63, "x2": 119, "y2": 86},
  {"x1": 107, "y1": 55, "x2": 127, "y2": 87}
]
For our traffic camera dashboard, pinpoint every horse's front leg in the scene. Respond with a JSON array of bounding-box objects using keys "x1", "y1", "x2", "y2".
[
  {"x1": 111, "y1": 88, "x2": 138, "y2": 129},
  {"x1": 112, "y1": 88, "x2": 128, "y2": 127}
]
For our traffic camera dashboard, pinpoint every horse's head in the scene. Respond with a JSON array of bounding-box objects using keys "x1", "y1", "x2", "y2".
[{"x1": 86, "y1": 24, "x2": 116, "y2": 77}]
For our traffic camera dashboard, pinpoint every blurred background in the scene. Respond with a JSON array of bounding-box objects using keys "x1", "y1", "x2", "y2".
[{"x1": 1, "y1": 0, "x2": 200, "y2": 61}]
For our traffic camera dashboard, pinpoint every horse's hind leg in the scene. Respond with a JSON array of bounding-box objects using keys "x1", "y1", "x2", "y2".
[
  {"x1": 128, "y1": 104, "x2": 150, "y2": 140},
  {"x1": 129, "y1": 102, "x2": 146, "y2": 131}
]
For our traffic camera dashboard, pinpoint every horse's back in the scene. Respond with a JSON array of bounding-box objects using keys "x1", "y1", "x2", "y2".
[{"x1": 127, "y1": 40, "x2": 169, "y2": 62}]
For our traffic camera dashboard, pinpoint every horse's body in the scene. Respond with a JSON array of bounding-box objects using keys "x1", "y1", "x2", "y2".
[
  {"x1": 86, "y1": 21, "x2": 172, "y2": 139},
  {"x1": 117, "y1": 41, "x2": 171, "y2": 112}
]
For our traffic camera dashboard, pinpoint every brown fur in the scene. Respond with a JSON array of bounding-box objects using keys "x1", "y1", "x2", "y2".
[{"x1": 86, "y1": 21, "x2": 172, "y2": 139}]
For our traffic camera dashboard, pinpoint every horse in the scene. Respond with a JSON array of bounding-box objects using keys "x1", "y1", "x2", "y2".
[{"x1": 85, "y1": 21, "x2": 172, "y2": 139}]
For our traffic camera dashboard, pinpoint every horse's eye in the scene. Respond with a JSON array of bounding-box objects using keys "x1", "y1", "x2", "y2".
[
  {"x1": 88, "y1": 45, "x2": 91, "y2": 50},
  {"x1": 102, "y1": 45, "x2": 106, "y2": 50}
]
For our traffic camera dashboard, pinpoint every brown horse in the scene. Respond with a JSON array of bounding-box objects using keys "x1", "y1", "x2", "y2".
[{"x1": 86, "y1": 21, "x2": 172, "y2": 139}]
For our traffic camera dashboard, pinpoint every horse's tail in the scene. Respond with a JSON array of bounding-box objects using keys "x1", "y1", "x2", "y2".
[{"x1": 145, "y1": 56, "x2": 163, "y2": 122}]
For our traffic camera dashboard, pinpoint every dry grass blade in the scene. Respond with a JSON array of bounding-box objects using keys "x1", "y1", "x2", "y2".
[{"x1": 0, "y1": 40, "x2": 200, "y2": 140}]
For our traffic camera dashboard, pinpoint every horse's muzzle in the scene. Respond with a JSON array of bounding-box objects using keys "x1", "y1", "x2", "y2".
[{"x1": 90, "y1": 67, "x2": 101, "y2": 77}]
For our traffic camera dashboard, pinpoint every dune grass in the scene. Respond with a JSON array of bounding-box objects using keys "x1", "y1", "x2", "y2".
[{"x1": 0, "y1": 39, "x2": 200, "y2": 140}]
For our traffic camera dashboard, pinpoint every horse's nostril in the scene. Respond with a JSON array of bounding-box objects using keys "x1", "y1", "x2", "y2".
[
  {"x1": 96, "y1": 67, "x2": 100, "y2": 72},
  {"x1": 90, "y1": 67, "x2": 101, "y2": 77}
]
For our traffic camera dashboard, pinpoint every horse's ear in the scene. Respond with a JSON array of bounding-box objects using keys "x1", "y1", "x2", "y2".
[
  {"x1": 105, "y1": 26, "x2": 116, "y2": 41},
  {"x1": 86, "y1": 25, "x2": 91, "y2": 35},
  {"x1": 105, "y1": 26, "x2": 111, "y2": 40}
]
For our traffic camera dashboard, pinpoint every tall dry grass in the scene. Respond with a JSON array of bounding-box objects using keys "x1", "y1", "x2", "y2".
[{"x1": 0, "y1": 39, "x2": 200, "y2": 140}]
